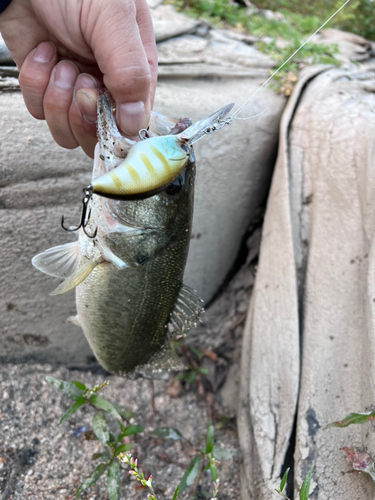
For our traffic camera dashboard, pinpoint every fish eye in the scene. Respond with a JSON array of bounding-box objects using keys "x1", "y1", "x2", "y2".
[
  {"x1": 165, "y1": 171, "x2": 186, "y2": 197},
  {"x1": 181, "y1": 143, "x2": 190, "y2": 154}
]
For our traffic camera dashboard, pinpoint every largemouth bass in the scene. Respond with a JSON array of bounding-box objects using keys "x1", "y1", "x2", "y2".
[{"x1": 32, "y1": 92, "x2": 233, "y2": 378}]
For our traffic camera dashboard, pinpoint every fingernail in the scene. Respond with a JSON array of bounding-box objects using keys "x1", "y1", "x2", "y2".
[
  {"x1": 76, "y1": 90, "x2": 97, "y2": 123},
  {"x1": 33, "y1": 42, "x2": 55, "y2": 63},
  {"x1": 75, "y1": 74, "x2": 97, "y2": 91},
  {"x1": 118, "y1": 101, "x2": 147, "y2": 136},
  {"x1": 53, "y1": 62, "x2": 78, "y2": 89}
]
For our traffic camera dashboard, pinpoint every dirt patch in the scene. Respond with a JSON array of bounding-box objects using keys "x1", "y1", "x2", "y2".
[{"x1": 0, "y1": 364, "x2": 240, "y2": 500}]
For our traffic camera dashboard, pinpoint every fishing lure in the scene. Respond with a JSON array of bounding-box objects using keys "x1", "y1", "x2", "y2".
[{"x1": 61, "y1": 94, "x2": 234, "y2": 238}]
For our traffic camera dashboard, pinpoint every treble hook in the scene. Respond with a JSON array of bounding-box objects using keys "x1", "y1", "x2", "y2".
[{"x1": 61, "y1": 186, "x2": 97, "y2": 239}]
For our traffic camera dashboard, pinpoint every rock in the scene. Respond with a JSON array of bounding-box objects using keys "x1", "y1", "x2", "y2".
[
  {"x1": 0, "y1": 33, "x2": 13, "y2": 65},
  {"x1": 150, "y1": 4, "x2": 211, "y2": 42},
  {"x1": 260, "y1": 9, "x2": 285, "y2": 22},
  {"x1": 220, "y1": 363, "x2": 239, "y2": 414},
  {"x1": 238, "y1": 62, "x2": 375, "y2": 498},
  {"x1": 315, "y1": 28, "x2": 372, "y2": 62}
]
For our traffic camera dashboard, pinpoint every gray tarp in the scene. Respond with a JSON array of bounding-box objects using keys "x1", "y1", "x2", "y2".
[{"x1": 238, "y1": 62, "x2": 375, "y2": 498}]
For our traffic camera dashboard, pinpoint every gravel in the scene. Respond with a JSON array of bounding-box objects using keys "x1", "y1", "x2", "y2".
[{"x1": 0, "y1": 363, "x2": 241, "y2": 500}]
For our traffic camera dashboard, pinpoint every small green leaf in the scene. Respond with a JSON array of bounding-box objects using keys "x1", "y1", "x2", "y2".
[
  {"x1": 114, "y1": 443, "x2": 135, "y2": 455},
  {"x1": 325, "y1": 411, "x2": 375, "y2": 429},
  {"x1": 72, "y1": 381, "x2": 87, "y2": 391},
  {"x1": 205, "y1": 421, "x2": 214, "y2": 454},
  {"x1": 299, "y1": 465, "x2": 313, "y2": 500},
  {"x1": 150, "y1": 427, "x2": 184, "y2": 440},
  {"x1": 209, "y1": 464, "x2": 217, "y2": 481},
  {"x1": 174, "y1": 373, "x2": 187, "y2": 381},
  {"x1": 92, "y1": 451, "x2": 111, "y2": 463},
  {"x1": 198, "y1": 367, "x2": 209, "y2": 376},
  {"x1": 107, "y1": 460, "x2": 120, "y2": 500},
  {"x1": 279, "y1": 468, "x2": 290, "y2": 493},
  {"x1": 90, "y1": 395, "x2": 122, "y2": 420},
  {"x1": 92, "y1": 413, "x2": 110, "y2": 446},
  {"x1": 186, "y1": 371, "x2": 196, "y2": 384},
  {"x1": 179, "y1": 456, "x2": 201, "y2": 493},
  {"x1": 75, "y1": 463, "x2": 107, "y2": 497},
  {"x1": 212, "y1": 446, "x2": 237, "y2": 461},
  {"x1": 111, "y1": 403, "x2": 133, "y2": 421},
  {"x1": 172, "y1": 485, "x2": 180, "y2": 500},
  {"x1": 189, "y1": 346, "x2": 202, "y2": 359},
  {"x1": 60, "y1": 397, "x2": 85, "y2": 424},
  {"x1": 46, "y1": 376, "x2": 84, "y2": 400},
  {"x1": 118, "y1": 424, "x2": 144, "y2": 438}
]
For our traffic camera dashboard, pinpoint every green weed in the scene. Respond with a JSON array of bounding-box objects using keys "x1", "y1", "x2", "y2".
[
  {"x1": 47, "y1": 377, "x2": 235, "y2": 499},
  {"x1": 275, "y1": 466, "x2": 314, "y2": 500},
  {"x1": 165, "y1": 0, "x2": 369, "y2": 93}
]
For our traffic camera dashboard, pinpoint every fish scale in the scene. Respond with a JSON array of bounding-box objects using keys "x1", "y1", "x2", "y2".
[
  {"x1": 76, "y1": 167, "x2": 194, "y2": 375},
  {"x1": 77, "y1": 230, "x2": 190, "y2": 374}
]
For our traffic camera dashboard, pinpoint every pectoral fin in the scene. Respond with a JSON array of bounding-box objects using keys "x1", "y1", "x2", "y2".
[
  {"x1": 50, "y1": 257, "x2": 103, "y2": 296},
  {"x1": 96, "y1": 239, "x2": 129, "y2": 270},
  {"x1": 32, "y1": 241, "x2": 79, "y2": 278}
]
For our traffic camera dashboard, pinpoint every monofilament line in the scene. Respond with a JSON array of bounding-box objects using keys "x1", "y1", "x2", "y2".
[{"x1": 231, "y1": 0, "x2": 352, "y2": 119}]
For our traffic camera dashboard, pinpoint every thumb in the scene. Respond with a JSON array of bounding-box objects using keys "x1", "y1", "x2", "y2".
[{"x1": 87, "y1": 0, "x2": 157, "y2": 136}]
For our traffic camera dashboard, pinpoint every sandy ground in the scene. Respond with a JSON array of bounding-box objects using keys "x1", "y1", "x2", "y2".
[
  {"x1": 0, "y1": 225, "x2": 260, "y2": 500},
  {"x1": 0, "y1": 363, "x2": 241, "y2": 500}
]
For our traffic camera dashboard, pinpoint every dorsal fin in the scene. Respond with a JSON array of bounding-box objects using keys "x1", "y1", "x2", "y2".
[{"x1": 168, "y1": 284, "x2": 204, "y2": 337}]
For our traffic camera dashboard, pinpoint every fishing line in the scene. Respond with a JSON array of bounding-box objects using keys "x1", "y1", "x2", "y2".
[
  {"x1": 229, "y1": 0, "x2": 352, "y2": 121},
  {"x1": 233, "y1": 108, "x2": 268, "y2": 120}
]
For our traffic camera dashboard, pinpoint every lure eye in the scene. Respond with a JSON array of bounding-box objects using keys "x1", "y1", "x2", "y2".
[
  {"x1": 181, "y1": 143, "x2": 190, "y2": 154},
  {"x1": 165, "y1": 171, "x2": 186, "y2": 197}
]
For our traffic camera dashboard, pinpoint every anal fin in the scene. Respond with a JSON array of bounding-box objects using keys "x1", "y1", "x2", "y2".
[
  {"x1": 133, "y1": 343, "x2": 186, "y2": 379},
  {"x1": 168, "y1": 284, "x2": 204, "y2": 337},
  {"x1": 50, "y1": 257, "x2": 103, "y2": 296}
]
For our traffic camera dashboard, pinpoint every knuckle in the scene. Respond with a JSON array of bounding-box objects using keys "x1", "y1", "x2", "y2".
[{"x1": 109, "y1": 65, "x2": 151, "y2": 99}]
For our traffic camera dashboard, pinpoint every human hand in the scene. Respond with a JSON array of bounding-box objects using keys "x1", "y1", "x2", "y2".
[{"x1": 0, "y1": 0, "x2": 157, "y2": 157}]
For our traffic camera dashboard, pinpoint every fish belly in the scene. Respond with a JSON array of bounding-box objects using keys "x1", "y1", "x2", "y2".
[{"x1": 76, "y1": 241, "x2": 187, "y2": 375}]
